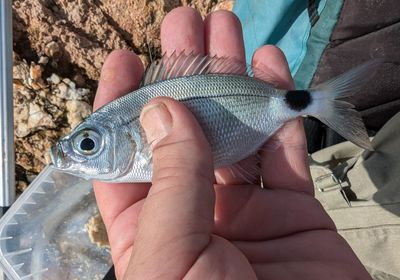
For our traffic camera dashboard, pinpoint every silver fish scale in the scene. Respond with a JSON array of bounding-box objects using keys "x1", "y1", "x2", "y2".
[
  {"x1": 92, "y1": 74, "x2": 291, "y2": 169},
  {"x1": 94, "y1": 74, "x2": 286, "y2": 126}
]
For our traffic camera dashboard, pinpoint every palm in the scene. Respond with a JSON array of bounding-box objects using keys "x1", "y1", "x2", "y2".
[
  {"x1": 100, "y1": 183, "x2": 366, "y2": 279},
  {"x1": 93, "y1": 7, "x2": 370, "y2": 280}
]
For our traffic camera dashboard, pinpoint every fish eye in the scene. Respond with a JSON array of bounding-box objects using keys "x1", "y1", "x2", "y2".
[
  {"x1": 80, "y1": 137, "x2": 95, "y2": 151},
  {"x1": 72, "y1": 129, "x2": 102, "y2": 156}
]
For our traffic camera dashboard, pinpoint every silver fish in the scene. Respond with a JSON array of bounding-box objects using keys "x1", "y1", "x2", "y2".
[{"x1": 49, "y1": 52, "x2": 379, "y2": 182}]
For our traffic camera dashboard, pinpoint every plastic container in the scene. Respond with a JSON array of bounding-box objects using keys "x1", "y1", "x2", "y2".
[{"x1": 0, "y1": 166, "x2": 112, "y2": 280}]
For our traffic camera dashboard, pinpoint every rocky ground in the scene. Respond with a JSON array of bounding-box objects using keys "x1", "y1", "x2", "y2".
[{"x1": 12, "y1": 0, "x2": 234, "y2": 192}]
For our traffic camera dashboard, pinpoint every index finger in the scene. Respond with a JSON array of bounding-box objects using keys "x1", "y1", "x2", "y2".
[
  {"x1": 93, "y1": 50, "x2": 150, "y2": 230},
  {"x1": 161, "y1": 7, "x2": 205, "y2": 55}
]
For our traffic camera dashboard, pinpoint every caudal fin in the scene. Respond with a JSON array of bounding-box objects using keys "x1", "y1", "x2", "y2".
[{"x1": 307, "y1": 59, "x2": 383, "y2": 150}]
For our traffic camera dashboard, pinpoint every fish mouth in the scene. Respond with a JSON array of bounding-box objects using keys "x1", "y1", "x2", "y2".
[{"x1": 49, "y1": 142, "x2": 70, "y2": 169}]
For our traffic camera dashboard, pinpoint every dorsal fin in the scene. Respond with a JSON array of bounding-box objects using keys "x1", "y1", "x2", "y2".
[{"x1": 140, "y1": 51, "x2": 280, "y2": 87}]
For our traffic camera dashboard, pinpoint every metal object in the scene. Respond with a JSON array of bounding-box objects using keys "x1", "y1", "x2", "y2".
[
  {"x1": 315, "y1": 172, "x2": 351, "y2": 207},
  {"x1": 0, "y1": 0, "x2": 15, "y2": 212}
]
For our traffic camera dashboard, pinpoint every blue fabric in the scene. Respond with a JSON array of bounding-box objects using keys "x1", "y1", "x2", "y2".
[
  {"x1": 233, "y1": 0, "x2": 327, "y2": 76},
  {"x1": 293, "y1": 0, "x2": 344, "y2": 89}
]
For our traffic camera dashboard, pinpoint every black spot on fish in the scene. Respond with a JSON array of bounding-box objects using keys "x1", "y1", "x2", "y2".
[
  {"x1": 80, "y1": 137, "x2": 95, "y2": 151},
  {"x1": 285, "y1": 90, "x2": 312, "y2": 111}
]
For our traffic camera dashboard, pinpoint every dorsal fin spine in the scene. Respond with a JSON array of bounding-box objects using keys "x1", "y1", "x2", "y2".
[
  {"x1": 152, "y1": 61, "x2": 162, "y2": 82},
  {"x1": 166, "y1": 52, "x2": 182, "y2": 80},
  {"x1": 192, "y1": 55, "x2": 208, "y2": 76},
  {"x1": 183, "y1": 53, "x2": 201, "y2": 76},
  {"x1": 175, "y1": 52, "x2": 191, "y2": 77},
  {"x1": 140, "y1": 51, "x2": 282, "y2": 87},
  {"x1": 199, "y1": 57, "x2": 215, "y2": 74}
]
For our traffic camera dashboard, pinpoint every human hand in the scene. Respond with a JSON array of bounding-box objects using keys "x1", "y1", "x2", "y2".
[{"x1": 93, "y1": 7, "x2": 371, "y2": 279}]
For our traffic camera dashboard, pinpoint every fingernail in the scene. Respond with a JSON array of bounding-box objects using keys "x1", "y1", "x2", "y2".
[{"x1": 140, "y1": 102, "x2": 172, "y2": 144}]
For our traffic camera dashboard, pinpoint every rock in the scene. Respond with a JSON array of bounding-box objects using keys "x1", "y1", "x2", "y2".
[
  {"x1": 16, "y1": 181, "x2": 28, "y2": 192},
  {"x1": 73, "y1": 73, "x2": 86, "y2": 87},
  {"x1": 13, "y1": 60, "x2": 30, "y2": 83},
  {"x1": 26, "y1": 174, "x2": 38, "y2": 183},
  {"x1": 14, "y1": 95, "x2": 58, "y2": 139},
  {"x1": 13, "y1": 0, "x2": 130, "y2": 80},
  {"x1": 53, "y1": 81, "x2": 91, "y2": 101},
  {"x1": 38, "y1": 56, "x2": 49, "y2": 65},
  {"x1": 74, "y1": 88, "x2": 91, "y2": 101},
  {"x1": 44, "y1": 152, "x2": 52, "y2": 165},
  {"x1": 44, "y1": 41, "x2": 61, "y2": 58},
  {"x1": 13, "y1": 58, "x2": 92, "y2": 180},
  {"x1": 55, "y1": 82, "x2": 69, "y2": 99},
  {"x1": 29, "y1": 63, "x2": 43, "y2": 81},
  {"x1": 213, "y1": 0, "x2": 235, "y2": 11},
  {"x1": 62, "y1": 78, "x2": 75, "y2": 89},
  {"x1": 30, "y1": 80, "x2": 46, "y2": 91},
  {"x1": 66, "y1": 100, "x2": 92, "y2": 129},
  {"x1": 85, "y1": 213, "x2": 110, "y2": 248},
  {"x1": 14, "y1": 102, "x2": 29, "y2": 137},
  {"x1": 49, "y1": 73, "x2": 61, "y2": 85},
  {"x1": 15, "y1": 123, "x2": 29, "y2": 138},
  {"x1": 27, "y1": 103, "x2": 56, "y2": 130},
  {"x1": 13, "y1": 82, "x2": 63, "y2": 138},
  {"x1": 16, "y1": 130, "x2": 64, "y2": 174},
  {"x1": 15, "y1": 144, "x2": 37, "y2": 173}
]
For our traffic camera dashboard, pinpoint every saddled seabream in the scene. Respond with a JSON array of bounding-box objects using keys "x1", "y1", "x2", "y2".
[{"x1": 49, "y1": 52, "x2": 381, "y2": 182}]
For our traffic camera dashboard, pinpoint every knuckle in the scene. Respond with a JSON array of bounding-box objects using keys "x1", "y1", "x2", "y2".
[{"x1": 153, "y1": 163, "x2": 213, "y2": 187}]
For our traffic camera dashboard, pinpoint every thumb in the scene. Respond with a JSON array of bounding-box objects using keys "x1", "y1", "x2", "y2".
[{"x1": 124, "y1": 97, "x2": 215, "y2": 279}]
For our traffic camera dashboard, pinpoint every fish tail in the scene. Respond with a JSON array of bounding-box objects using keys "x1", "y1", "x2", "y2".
[{"x1": 298, "y1": 59, "x2": 383, "y2": 150}]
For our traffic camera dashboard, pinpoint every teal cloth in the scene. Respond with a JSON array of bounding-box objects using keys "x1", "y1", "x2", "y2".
[
  {"x1": 233, "y1": 0, "x2": 327, "y2": 79},
  {"x1": 293, "y1": 0, "x2": 344, "y2": 89}
]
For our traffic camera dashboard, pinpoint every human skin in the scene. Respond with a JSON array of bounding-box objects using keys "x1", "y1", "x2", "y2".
[{"x1": 93, "y1": 7, "x2": 372, "y2": 280}]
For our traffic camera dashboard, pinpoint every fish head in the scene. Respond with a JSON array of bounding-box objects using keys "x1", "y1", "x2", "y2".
[{"x1": 49, "y1": 117, "x2": 140, "y2": 180}]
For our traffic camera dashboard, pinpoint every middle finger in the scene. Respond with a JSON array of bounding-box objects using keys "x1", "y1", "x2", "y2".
[
  {"x1": 161, "y1": 7, "x2": 205, "y2": 56},
  {"x1": 205, "y1": 10, "x2": 259, "y2": 185}
]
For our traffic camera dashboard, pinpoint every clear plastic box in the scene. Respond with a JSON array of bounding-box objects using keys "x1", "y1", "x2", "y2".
[{"x1": 0, "y1": 166, "x2": 112, "y2": 280}]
